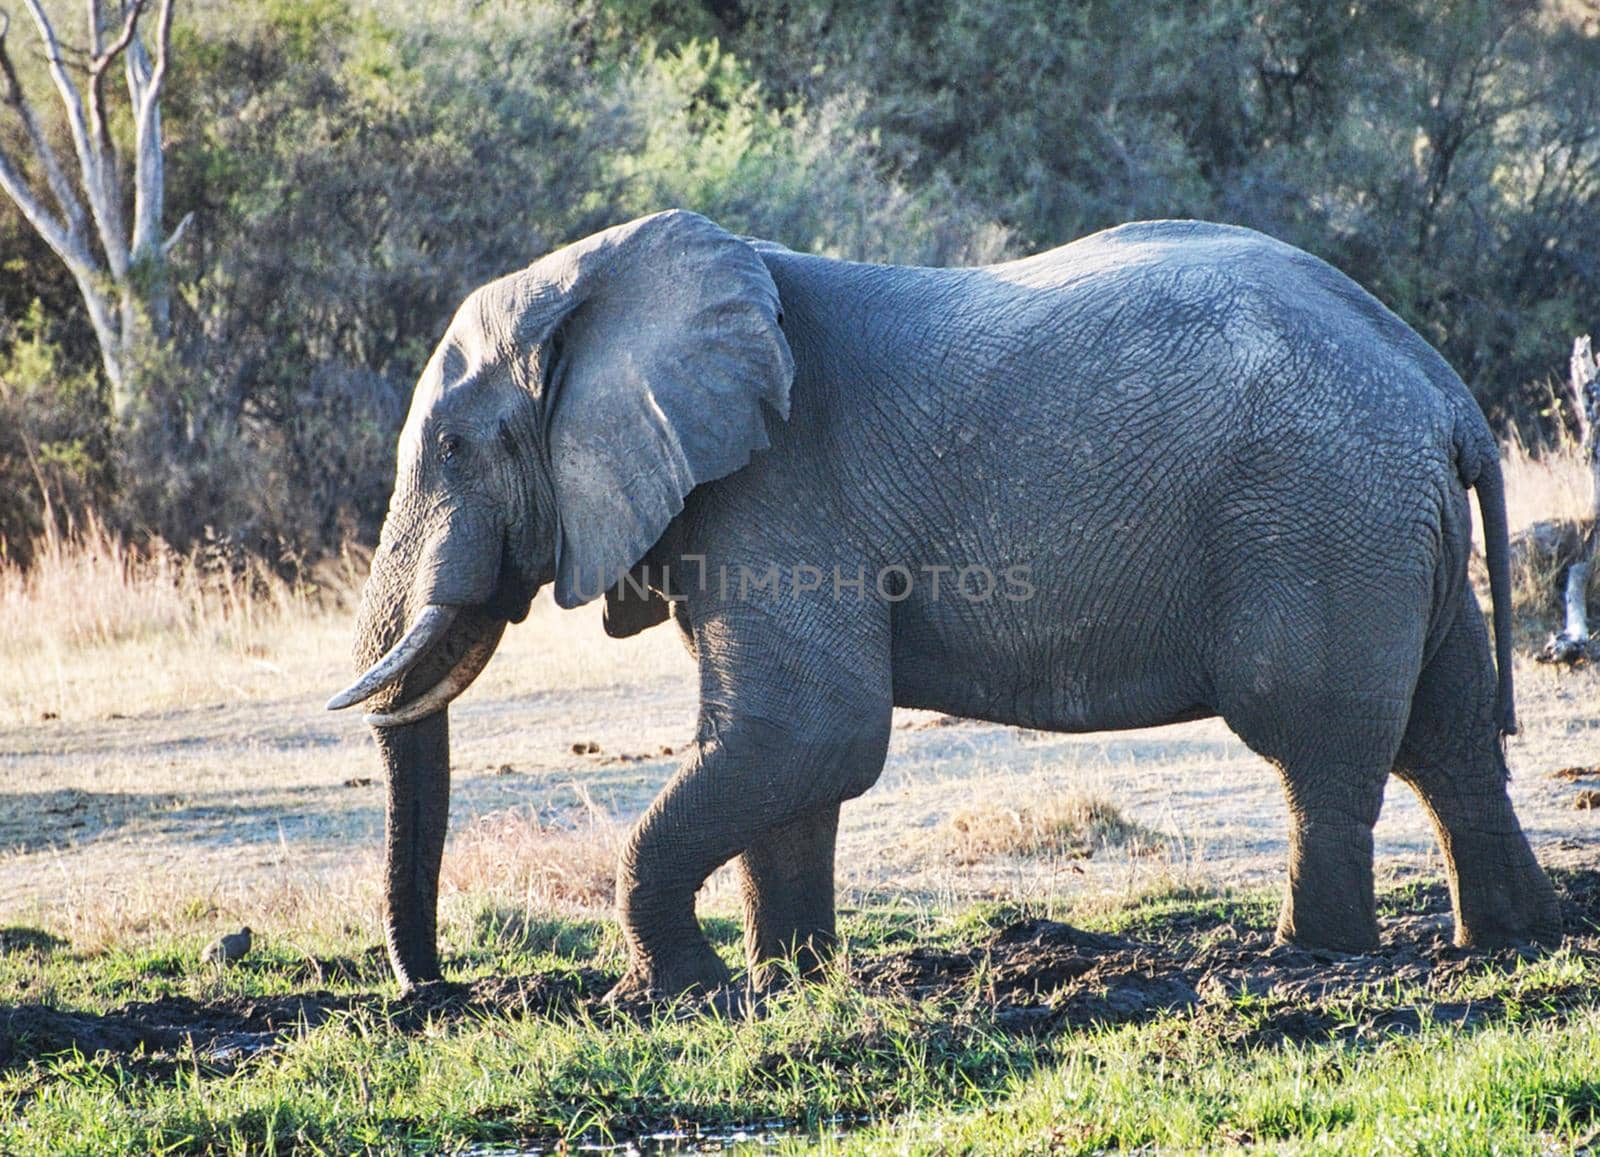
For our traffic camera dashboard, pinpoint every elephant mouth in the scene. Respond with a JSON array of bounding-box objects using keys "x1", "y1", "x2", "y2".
[{"x1": 327, "y1": 605, "x2": 507, "y2": 726}]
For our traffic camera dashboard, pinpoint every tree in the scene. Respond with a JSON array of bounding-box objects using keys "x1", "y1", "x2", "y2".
[{"x1": 0, "y1": 0, "x2": 186, "y2": 422}]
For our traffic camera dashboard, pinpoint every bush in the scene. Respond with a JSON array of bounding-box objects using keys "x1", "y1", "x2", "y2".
[
  {"x1": 1, "y1": 0, "x2": 1006, "y2": 558},
  {"x1": 2, "y1": 0, "x2": 1597, "y2": 564},
  {"x1": 0, "y1": 304, "x2": 111, "y2": 566}
]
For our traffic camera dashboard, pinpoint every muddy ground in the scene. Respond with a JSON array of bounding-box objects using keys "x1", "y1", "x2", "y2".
[{"x1": 6, "y1": 859, "x2": 1598, "y2": 1085}]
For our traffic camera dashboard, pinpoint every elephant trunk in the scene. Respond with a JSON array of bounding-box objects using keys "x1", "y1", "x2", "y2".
[
  {"x1": 341, "y1": 541, "x2": 496, "y2": 991},
  {"x1": 375, "y1": 710, "x2": 451, "y2": 991}
]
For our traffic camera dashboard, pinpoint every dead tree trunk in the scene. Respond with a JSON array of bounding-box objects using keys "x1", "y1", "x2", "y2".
[
  {"x1": 1541, "y1": 335, "x2": 1599, "y2": 663},
  {"x1": 1573, "y1": 335, "x2": 1599, "y2": 615},
  {"x1": 0, "y1": 0, "x2": 188, "y2": 423}
]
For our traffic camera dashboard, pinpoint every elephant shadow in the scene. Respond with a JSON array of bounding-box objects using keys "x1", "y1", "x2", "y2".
[
  {"x1": 0, "y1": 788, "x2": 188, "y2": 854},
  {"x1": 0, "y1": 784, "x2": 386, "y2": 855}
]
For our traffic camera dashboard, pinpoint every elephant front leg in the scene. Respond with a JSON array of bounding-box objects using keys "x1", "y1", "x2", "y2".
[
  {"x1": 738, "y1": 802, "x2": 841, "y2": 991},
  {"x1": 610, "y1": 786, "x2": 736, "y2": 1001},
  {"x1": 605, "y1": 590, "x2": 893, "y2": 1004},
  {"x1": 609, "y1": 723, "x2": 888, "y2": 1002}
]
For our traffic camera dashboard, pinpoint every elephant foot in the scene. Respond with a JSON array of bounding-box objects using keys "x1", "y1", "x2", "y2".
[
  {"x1": 1275, "y1": 874, "x2": 1380, "y2": 954},
  {"x1": 746, "y1": 940, "x2": 837, "y2": 996},
  {"x1": 1454, "y1": 900, "x2": 1563, "y2": 950},
  {"x1": 1272, "y1": 926, "x2": 1378, "y2": 957},
  {"x1": 603, "y1": 942, "x2": 733, "y2": 1006},
  {"x1": 1276, "y1": 803, "x2": 1382, "y2": 956},
  {"x1": 392, "y1": 978, "x2": 468, "y2": 1020},
  {"x1": 1447, "y1": 838, "x2": 1563, "y2": 950}
]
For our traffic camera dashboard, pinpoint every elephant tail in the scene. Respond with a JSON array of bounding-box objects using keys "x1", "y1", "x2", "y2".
[{"x1": 1459, "y1": 418, "x2": 1518, "y2": 737}]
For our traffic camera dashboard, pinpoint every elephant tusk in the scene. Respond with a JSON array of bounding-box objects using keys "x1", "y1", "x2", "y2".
[
  {"x1": 363, "y1": 619, "x2": 506, "y2": 727},
  {"x1": 326, "y1": 604, "x2": 461, "y2": 711}
]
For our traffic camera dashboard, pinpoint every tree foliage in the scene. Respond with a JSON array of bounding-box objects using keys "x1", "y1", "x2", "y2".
[{"x1": 1, "y1": 0, "x2": 1596, "y2": 562}]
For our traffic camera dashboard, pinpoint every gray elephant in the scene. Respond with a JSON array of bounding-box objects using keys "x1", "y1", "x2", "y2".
[{"x1": 328, "y1": 210, "x2": 1561, "y2": 1000}]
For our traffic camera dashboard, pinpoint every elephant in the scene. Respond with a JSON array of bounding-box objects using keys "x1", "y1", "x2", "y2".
[{"x1": 328, "y1": 209, "x2": 1562, "y2": 1000}]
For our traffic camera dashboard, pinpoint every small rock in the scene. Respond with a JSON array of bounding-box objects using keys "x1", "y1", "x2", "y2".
[
  {"x1": 342, "y1": 777, "x2": 375, "y2": 788},
  {"x1": 39, "y1": 711, "x2": 58, "y2": 721},
  {"x1": 570, "y1": 741, "x2": 601, "y2": 755},
  {"x1": 1574, "y1": 790, "x2": 1600, "y2": 811},
  {"x1": 493, "y1": 764, "x2": 516, "y2": 776}
]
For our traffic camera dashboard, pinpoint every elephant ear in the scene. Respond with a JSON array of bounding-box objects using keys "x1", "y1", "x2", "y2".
[{"x1": 526, "y1": 210, "x2": 793, "y2": 608}]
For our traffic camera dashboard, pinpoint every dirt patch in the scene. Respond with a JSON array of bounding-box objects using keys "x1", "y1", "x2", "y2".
[
  {"x1": 0, "y1": 789, "x2": 187, "y2": 854},
  {"x1": 398, "y1": 970, "x2": 613, "y2": 1025},
  {"x1": 0, "y1": 969, "x2": 614, "y2": 1077},
  {"x1": 0, "y1": 992, "x2": 362, "y2": 1075},
  {"x1": 0, "y1": 927, "x2": 68, "y2": 955},
  {"x1": 857, "y1": 866, "x2": 1600, "y2": 1046}
]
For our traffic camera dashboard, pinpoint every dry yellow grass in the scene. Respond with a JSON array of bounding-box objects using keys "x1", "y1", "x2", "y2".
[
  {"x1": 0, "y1": 510, "x2": 342, "y2": 652},
  {"x1": 442, "y1": 786, "x2": 626, "y2": 913},
  {"x1": 939, "y1": 790, "x2": 1152, "y2": 865},
  {"x1": 1497, "y1": 434, "x2": 1596, "y2": 628},
  {"x1": 0, "y1": 513, "x2": 692, "y2": 726},
  {"x1": 1500, "y1": 432, "x2": 1594, "y2": 537},
  {"x1": 0, "y1": 514, "x2": 364, "y2": 723},
  {"x1": 19, "y1": 842, "x2": 385, "y2": 957}
]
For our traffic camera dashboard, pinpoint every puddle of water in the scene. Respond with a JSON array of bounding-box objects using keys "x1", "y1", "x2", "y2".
[
  {"x1": 203, "y1": 1030, "x2": 285, "y2": 1064},
  {"x1": 460, "y1": 1113, "x2": 871, "y2": 1154}
]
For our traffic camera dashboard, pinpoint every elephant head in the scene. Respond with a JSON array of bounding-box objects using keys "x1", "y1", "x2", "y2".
[{"x1": 326, "y1": 211, "x2": 793, "y2": 990}]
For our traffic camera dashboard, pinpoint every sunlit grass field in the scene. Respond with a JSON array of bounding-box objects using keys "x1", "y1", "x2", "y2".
[
  {"x1": 2, "y1": 440, "x2": 1598, "y2": 1153},
  {"x1": 4, "y1": 881, "x2": 1599, "y2": 1153}
]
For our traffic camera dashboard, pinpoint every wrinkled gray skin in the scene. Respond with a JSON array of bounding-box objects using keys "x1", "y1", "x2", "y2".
[{"x1": 331, "y1": 210, "x2": 1561, "y2": 1000}]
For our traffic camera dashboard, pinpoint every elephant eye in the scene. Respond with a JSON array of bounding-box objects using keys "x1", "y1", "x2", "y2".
[{"x1": 437, "y1": 434, "x2": 461, "y2": 464}]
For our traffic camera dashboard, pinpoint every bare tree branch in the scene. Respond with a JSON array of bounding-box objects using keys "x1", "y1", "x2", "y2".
[
  {"x1": 128, "y1": 0, "x2": 169, "y2": 259},
  {"x1": 0, "y1": 0, "x2": 179, "y2": 413},
  {"x1": 0, "y1": 127, "x2": 124, "y2": 390},
  {"x1": 101, "y1": 1, "x2": 146, "y2": 64},
  {"x1": 87, "y1": 0, "x2": 146, "y2": 189},
  {"x1": 0, "y1": 134, "x2": 73, "y2": 261},
  {"x1": 1571, "y1": 335, "x2": 1598, "y2": 459},
  {"x1": 0, "y1": 11, "x2": 89, "y2": 238},
  {"x1": 161, "y1": 207, "x2": 191, "y2": 253},
  {"x1": 20, "y1": 0, "x2": 129, "y2": 279}
]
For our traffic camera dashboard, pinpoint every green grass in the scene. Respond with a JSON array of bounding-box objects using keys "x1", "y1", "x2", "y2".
[
  {"x1": 3, "y1": 882, "x2": 1598, "y2": 1155},
  {"x1": 839, "y1": 1012, "x2": 1600, "y2": 1154}
]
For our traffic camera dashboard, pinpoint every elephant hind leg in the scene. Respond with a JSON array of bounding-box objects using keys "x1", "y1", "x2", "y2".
[
  {"x1": 1394, "y1": 602, "x2": 1560, "y2": 948},
  {"x1": 1260, "y1": 716, "x2": 1402, "y2": 954},
  {"x1": 1214, "y1": 595, "x2": 1418, "y2": 953},
  {"x1": 1222, "y1": 678, "x2": 1411, "y2": 953}
]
